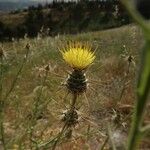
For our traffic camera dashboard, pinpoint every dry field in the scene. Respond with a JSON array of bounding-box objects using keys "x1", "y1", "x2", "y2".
[{"x1": 0, "y1": 24, "x2": 149, "y2": 150}]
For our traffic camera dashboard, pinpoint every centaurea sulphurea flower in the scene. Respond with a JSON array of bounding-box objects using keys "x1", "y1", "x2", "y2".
[
  {"x1": 60, "y1": 42, "x2": 96, "y2": 94},
  {"x1": 61, "y1": 42, "x2": 95, "y2": 70}
]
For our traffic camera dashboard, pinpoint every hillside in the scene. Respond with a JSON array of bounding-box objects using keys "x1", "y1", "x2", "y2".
[
  {"x1": 1, "y1": 25, "x2": 150, "y2": 149},
  {"x1": 0, "y1": 1, "x2": 46, "y2": 12},
  {"x1": 0, "y1": 0, "x2": 130, "y2": 41}
]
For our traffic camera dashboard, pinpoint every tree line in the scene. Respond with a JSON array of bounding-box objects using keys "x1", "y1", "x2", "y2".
[{"x1": 0, "y1": 0, "x2": 131, "y2": 41}]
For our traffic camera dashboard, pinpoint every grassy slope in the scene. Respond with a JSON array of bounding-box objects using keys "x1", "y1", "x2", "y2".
[
  {"x1": 1, "y1": 24, "x2": 149, "y2": 149},
  {"x1": 0, "y1": 11, "x2": 27, "y2": 27}
]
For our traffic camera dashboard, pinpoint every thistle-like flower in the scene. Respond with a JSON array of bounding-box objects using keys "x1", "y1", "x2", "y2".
[
  {"x1": 60, "y1": 41, "x2": 96, "y2": 94},
  {"x1": 61, "y1": 42, "x2": 95, "y2": 70}
]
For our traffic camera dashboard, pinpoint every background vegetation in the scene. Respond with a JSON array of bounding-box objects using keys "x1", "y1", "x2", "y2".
[
  {"x1": 0, "y1": 0, "x2": 150, "y2": 149},
  {"x1": 0, "y1": 0, "x2": 130, "y2": 41},
  {"x1": 1, "y1": 24, "x2": 150, "y2": 149}
]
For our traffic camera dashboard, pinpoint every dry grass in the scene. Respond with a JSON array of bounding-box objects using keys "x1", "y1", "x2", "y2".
[
  {"x1": 0, "y1": 24, "x2": 149, "y2": 149},
  {"x1": 0, "y1": 12, "x2": 27, "y2": 27}
]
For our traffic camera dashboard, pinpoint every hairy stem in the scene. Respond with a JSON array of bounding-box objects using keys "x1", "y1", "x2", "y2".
[
  {"x1": 52, "y1": 93, "x2": 78, "y2": 150},
  {"x1": 70, "y1": 93, "x2": 77, "y2": 112}
]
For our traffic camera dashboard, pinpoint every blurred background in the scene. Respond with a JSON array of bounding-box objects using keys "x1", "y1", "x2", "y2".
[
  {"x1": 0, "y1": 0, "x2": 149, "y2": 41},
  {"x1": 0, "y1": 0, "x2": 132, "y2": 41}
]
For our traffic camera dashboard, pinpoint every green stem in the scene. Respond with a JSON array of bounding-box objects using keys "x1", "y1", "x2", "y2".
[
  {"x1": 120, "y1": 1, "x2": 150, "y2": 150},
  {"x1": 127, "y1": 43, "x2": 150, "y2": 150},
  {"x1": 117, "y1": 61, "x2": 131, "y2": 103},
  {"x1": 0, "y1": 54, "x2": 6, "y2": 150},
  {"x1": 4, "y1": 47, "x2": 30, "y2": 101},
  {"x1": 1, "y1": 46, "x2": 29, "y2": 149},
  {"x1": 120, "y1": 0, "x2": 150, "y2": 37},
  {"x1": 40, "y1": 93, "x2": 78, "y2": 150},
  {"x1": 33, "y1": 70, "x2": 48, "y2": 118},
  {"x1": 37, "y1": 121, "x2": 68, "y2": 149},
  {"x1": 100, "y1": 136, "x2": 109, "y2": 150},
  {"x1": 51, "y1": 123, "x2": 67, "y2": 150},
  {"x1": 52, "y1": 93, "x2": 78, "y2": 150},
  {"x1": 70, "y1": 93, "x2": 77, "y2": 112},
  {"x1": 28, "y1": 70, "x2": 48, "y2": 149}
]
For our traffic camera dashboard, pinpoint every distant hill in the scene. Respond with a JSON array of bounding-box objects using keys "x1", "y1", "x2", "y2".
[
  {"x1": 0, "y1": 1, "x2": 46, "y2": 12},
  {"x1": 0, "y1": 0, "x2": 131, "y2": 41}
]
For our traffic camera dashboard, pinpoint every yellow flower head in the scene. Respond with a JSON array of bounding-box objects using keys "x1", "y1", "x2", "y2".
[{"x1": 60, "y1": 42, "x2": 95, "y2": 70}]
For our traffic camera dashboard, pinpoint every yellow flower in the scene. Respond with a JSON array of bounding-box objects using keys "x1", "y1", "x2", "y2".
[{"x1": 61, "y1": 42, "x2": 95, "y2": 70}]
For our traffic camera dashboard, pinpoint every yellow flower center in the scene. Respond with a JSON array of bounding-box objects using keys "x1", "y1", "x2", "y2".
[{"x1": 61, "y1": 42, "x2": 95, "y2": 70}]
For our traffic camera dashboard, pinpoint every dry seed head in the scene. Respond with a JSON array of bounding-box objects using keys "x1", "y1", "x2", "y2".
[
  {"x1": 25, "y1": 43, "x2": 30, "y2": 50},
  {"x1": 45, "y1": 64, "x2": 50, "y2": 71},
  {"x1": 127, "y1": 55, "x2": 134, "y2": 63},
  {"x1": 0, "y1": 46, "x2": 7, "y2": 59},
  {"x1": 24, "y1": 33, "x2": 28, "y2": 39},
  {"x1": 121, "y1": 45, "x2": 136, "y2": 65},
  {"x1": 0, "y1": 47, "x2": 4, "y2": 58},
  {"x1": 62, "y1": 109, "x2": 78, "y2": 127}
]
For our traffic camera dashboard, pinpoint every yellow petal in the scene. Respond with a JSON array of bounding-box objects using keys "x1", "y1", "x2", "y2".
[{"x1": 61, "y1": 42, "x2": 96, "y2": 70}]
